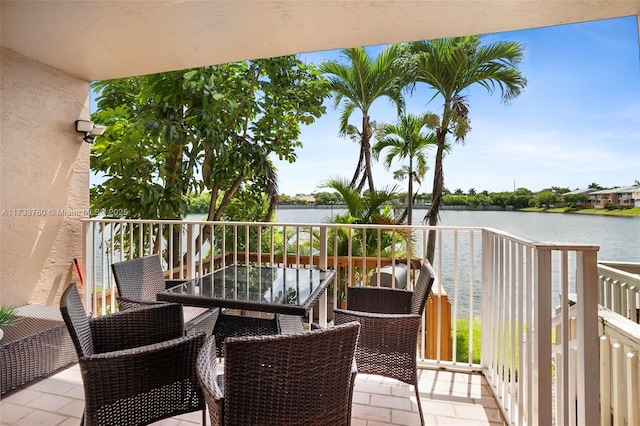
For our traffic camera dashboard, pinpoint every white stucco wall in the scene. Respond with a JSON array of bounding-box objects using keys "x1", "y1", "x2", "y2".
[{"x1": 1, "y1": 48, "x2": 90, "y2": 306}]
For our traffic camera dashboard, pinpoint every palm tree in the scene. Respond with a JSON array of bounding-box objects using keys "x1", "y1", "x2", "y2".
[
  {"x1": 320, "y1": 46, "x2": 406, "y2": 194},
  {"x1": 405, "y1": 36, "x2": 527, "y2": 262},
  {"x1": 319, "y1": 177, "x2": 411, "y2": 303},
  {"x1": 319, "y1": 177, "x2": 400, "y2": 227},
  {"x1": 372, "y1": 113, "x2": 436, "y2": 224}
]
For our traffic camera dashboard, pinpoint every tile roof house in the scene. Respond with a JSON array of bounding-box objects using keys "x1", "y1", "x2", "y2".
[{"x1": 589, "y1": 186, "x2": 640, "y2": 209}]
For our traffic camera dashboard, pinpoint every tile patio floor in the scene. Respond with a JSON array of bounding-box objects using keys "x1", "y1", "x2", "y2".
[{"x1": 0, "y1": 364, "x2": 506, "y2": 425}]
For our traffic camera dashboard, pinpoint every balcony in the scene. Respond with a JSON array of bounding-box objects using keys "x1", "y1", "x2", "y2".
[{"x1": 5, "y1": 218, "x2": 633, "y2": 425}]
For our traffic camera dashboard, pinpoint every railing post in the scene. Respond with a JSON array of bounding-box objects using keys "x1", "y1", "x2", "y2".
[
  {"x1": 576, "y1": 249, "x2": 600, "y2": 425},
  {"x1": 186, "y1": 223, "x2": 196, "y2": 279},
  {"x1": 535, "y1": 247, "x2": 553, "y2": 426},
  {"x1": 82, "y1": 219, "x2": 91, "y2": 312},
  {"x1": 481, "y1": 230, "x2": 493, "y2": 369},
  {"x1": 318, "y1": 226, "x2": 328, "y2": 327}
]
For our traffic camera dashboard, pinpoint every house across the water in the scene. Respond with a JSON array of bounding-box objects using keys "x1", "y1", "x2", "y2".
[{"x1": 564, "y1": 186, "x2": 640, "y2": 209}]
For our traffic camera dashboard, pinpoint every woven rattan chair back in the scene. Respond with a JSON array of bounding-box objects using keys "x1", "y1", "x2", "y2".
[
  {"x1": 111, "y1": 254, "x2": 166, "y2": 302},
  {"x1": 111, "y1": 255, "x2": 218, "y2": 336},
  {"x1": 197, "y1": 321, "x2": 361, "y2": 426},
  {"x1": 60, "y1": 283, "x2": 207, "y2": 426},
  {"x1": 410, "y1": 261, "x2": 436, "y2": 316},
  {"x1": 59, "y1": 283, "x2": 94, "y2": 357}
]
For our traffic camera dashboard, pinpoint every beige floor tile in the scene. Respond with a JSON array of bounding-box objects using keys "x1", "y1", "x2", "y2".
[
  {"x1": 0, "y1": 402, "x2": 35, "y2": 424},
  {"x1": 0, "y1": 365, "x2": 507, "y2": 426},
  {"x1": 351, "y1": 402, "x2": 392, "y2": 423},
  {"x1": 1, "y1": 389, "x2": 41, "y2": 405},
  {"x1": 390, "y1": 407, "x2": 424, "y2": 425},
  {"x1": 12, "y1": 409, "x2": 67, "y2": 426},
  {"x1": 56, "y1": 399, "x2": 84, "y2": 418},
  {"x1": 30, "y1": 377, "x2": 78, "y2": 396},
  {"x1": 370, "y1": 392, "x2": 416, "y2": 411},
  {"x1": 25, "y1": 393, "x2": 76, "y2": 413},
  {"x1": 422, "y1": 400, "x2": 458, "y2": 418}
]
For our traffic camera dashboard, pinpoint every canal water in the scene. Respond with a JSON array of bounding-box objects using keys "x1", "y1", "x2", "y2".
[
  {"x1": 272, "y1": 208, "x2": 640, "y2": 263},
  {"x1": 271, "y1": 208, "x2": 640, "y2": 317}
]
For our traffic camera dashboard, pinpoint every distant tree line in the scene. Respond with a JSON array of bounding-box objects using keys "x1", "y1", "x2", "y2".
[{"x1": 188, "y1": 186, "x2": 607, "y2": 213}]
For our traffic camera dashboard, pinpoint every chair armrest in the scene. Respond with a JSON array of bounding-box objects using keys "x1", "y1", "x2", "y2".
[
  {"x1": 346, "y1": 286, "x2": 413, "y2": 314},
  {"x1": 89, "y1": 303, "x2": 185, "y2": 353},
  {"x1": 116, "y1": 296, "x2": 165, "y2": 311},
  {"x1": 79, "y1": 332, "x2": 206, "y2": 406},
  {"x1": 197, "y1": 336, "x2": 224, "y2": 425}
]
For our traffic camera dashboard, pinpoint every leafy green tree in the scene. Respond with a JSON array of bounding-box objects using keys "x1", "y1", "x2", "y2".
[
  {"x1": 563, "y1": 193, "x2": 589, "y2": 208},
  {"x1": 468, "y1": 188, "x2": 476, "y2": 196},
  {"x1": 588, "y1": 182, "x2": 603, "y2": 190},
  {"x1": 187, "y1": 191, "x2": 212, "y2": 214},
  {"x1": 472, "y1": 193, "x2": 492, "y2": 206},
  {"x1": 320, "y1": 46, "x2": 406, "y2": 194},
  {"x1": 372, "y1": 113, "x2": 436, "y2": 224},
  {"x1": 313, "y1": 191, "x2": 343, "y2": 205},
  {"x1": 535, "y1": 190, "x2": 557, "y2": 208},
  {"x1": 91, "y1": 70, "x2": 229, "y2": 220},
  {"x1": 403, "y1": 36, "x2": 527, "y2": 262},
  {"x1": 454, "y1": 188, "x2": 464, "y2": 195},
  {"x1": 489, "y1": 192, "x2": 513, "y2": 208},
  {"x1": 415, "y1": 193, "x2": 431, "y2": 204},
  {"x1": 92, "y1": 58, "x2": 328, "y2": 226},
  {"x1": 91, "y1": 71, "x2": 233, "y2": 261},
  {"x1": 200, "y1": 57, "x2": 329, "y2": 221},
  {"x1": 278, "y1": 194, "x2": 296, "y2": 204},
  {"x1": 443, "y1": 194, "x2": 468, "y2": 205}
]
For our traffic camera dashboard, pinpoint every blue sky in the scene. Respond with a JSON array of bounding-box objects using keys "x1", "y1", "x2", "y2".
[
  {"x1": 91, "y1": 16, "x2": 639, "y2": 196},
  {"x1": 273, "y1": 16, "x2": 640, "y2": 196}
]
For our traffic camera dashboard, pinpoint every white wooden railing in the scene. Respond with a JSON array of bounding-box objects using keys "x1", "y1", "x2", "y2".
[
  {"x1": 598, "y1": 261, "x2": 640, "y2": 323},
  {"x1": 81, "y1": 218, "x2": 602, "y2": 425},
  {"x1": 595, "y1": 261, "x2": 640, "y2": 426},
  {"x1": 481, "y1": 230, "x2": 600, "y2": 426},
  {"x1": 598, "y1": 307, "x2": 640, "y2": 426}
]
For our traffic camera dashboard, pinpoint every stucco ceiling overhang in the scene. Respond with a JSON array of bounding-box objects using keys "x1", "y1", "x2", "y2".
[{"x1": 2, "y1": 0, "x2": 639, "y2": 82}]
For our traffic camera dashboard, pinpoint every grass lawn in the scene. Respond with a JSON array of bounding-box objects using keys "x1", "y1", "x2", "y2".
[
  {"x1": 455, "y1": 318, "x2": 482, "y2": 364},
  {"x1": 520, "y1": 206, "x2": 640, "y2": 217}
]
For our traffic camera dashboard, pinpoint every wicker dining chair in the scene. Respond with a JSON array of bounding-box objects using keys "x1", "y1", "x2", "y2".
[
  {"x1": 333, "y1": 261, "x2": 436, "y2": 426},
  {"x1": 197, "y1": 321, "x2": 361, "y2": 426},
  {"x1": 59, "y1": 283, "x2": 206, "y2": 426},
  {"x1": 111, "y1": 254, "x2": 218, "y2": 336}
]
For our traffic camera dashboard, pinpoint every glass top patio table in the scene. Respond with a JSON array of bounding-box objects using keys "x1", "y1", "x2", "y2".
[{"x1": 157, "y1": 264, "x2": 336, "y2": 317}]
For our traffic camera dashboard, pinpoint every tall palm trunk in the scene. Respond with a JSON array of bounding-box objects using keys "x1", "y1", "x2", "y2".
[
  {"x1": 424, "y1": 128, "x2": 447, "y2": 263},
  {"x1": 407, "y1": 156, "x2": 414, "y2": 225},
  {"x1": 350, "y1": 143, "x2": 365, "y2": 188},
  {"x1": 358, "y1": 114, "x2": 376, "y2": 194}
]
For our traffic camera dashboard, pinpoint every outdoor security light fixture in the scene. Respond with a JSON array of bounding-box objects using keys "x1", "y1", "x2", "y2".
[{"x1": 75, "y1": 119, "x2": 106, "y2": 143}]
